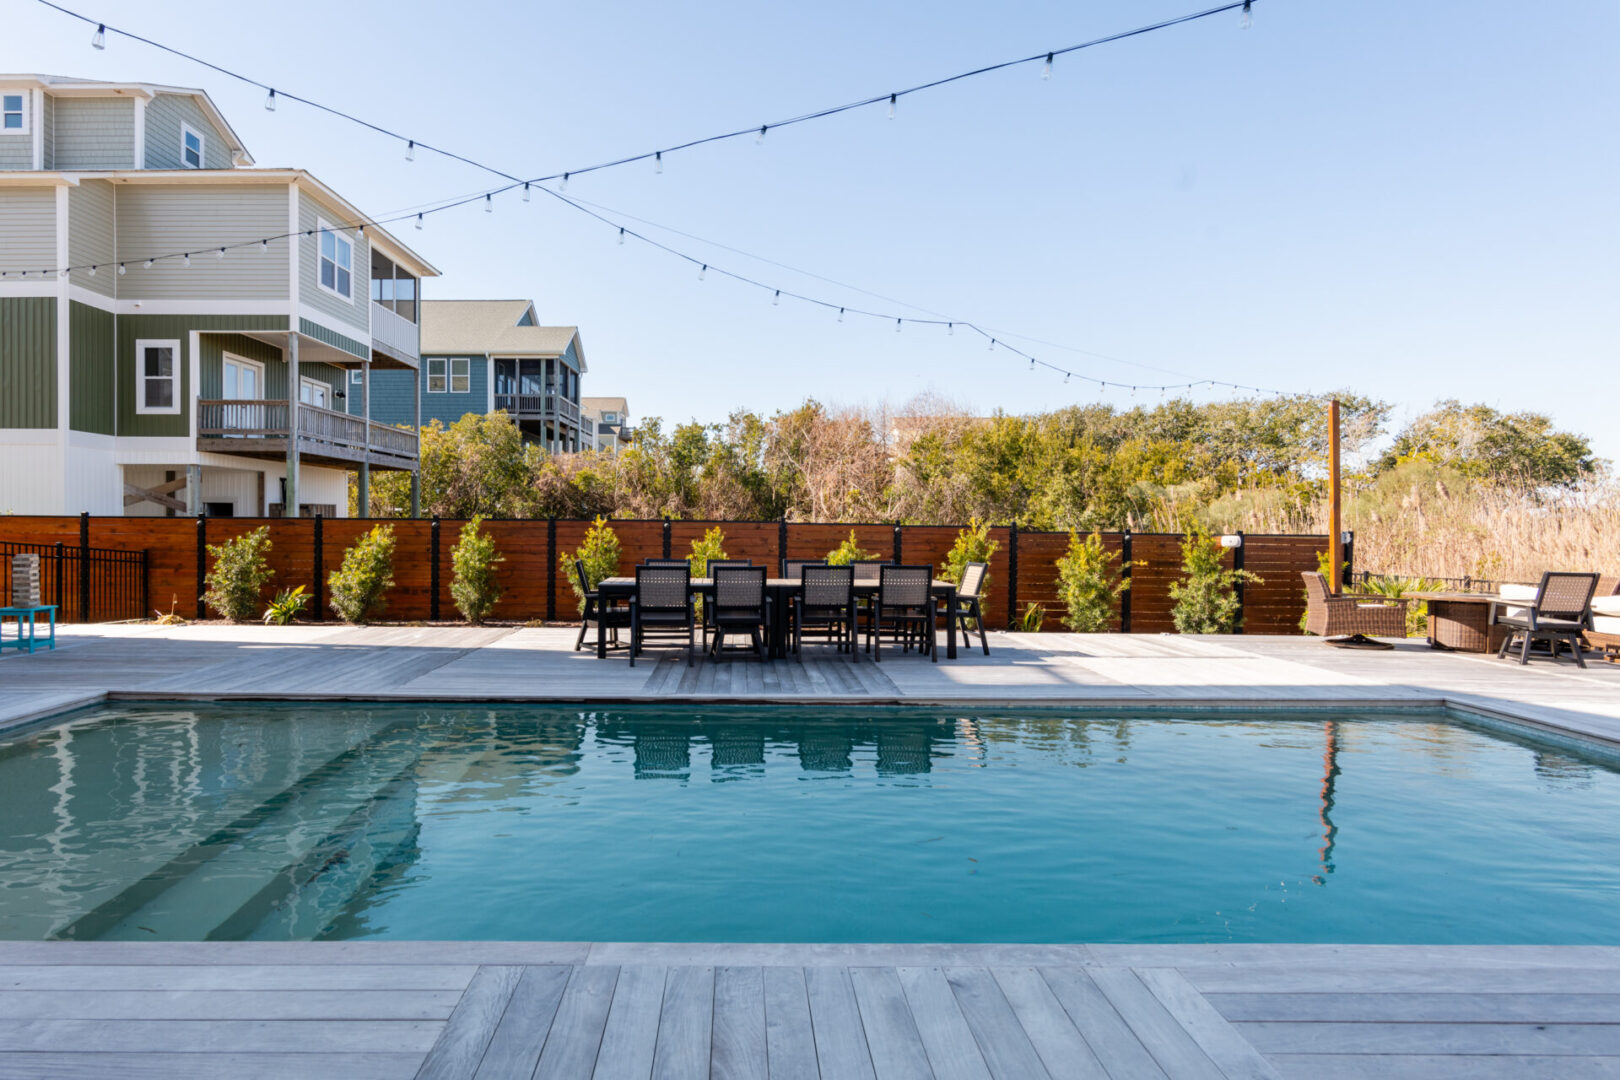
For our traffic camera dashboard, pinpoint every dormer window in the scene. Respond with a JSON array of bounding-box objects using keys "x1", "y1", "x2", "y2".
[
  {"x1": 1, "y1": 94, "x2": 26, "y2": 133},
  {"x1": 181, "y1": 122, "x2": 204, "y2": 168}
]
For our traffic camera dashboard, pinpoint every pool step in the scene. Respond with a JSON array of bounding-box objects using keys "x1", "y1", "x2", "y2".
[{"x1": 56, "y1": 725, "x2": 425, "y2": 941}]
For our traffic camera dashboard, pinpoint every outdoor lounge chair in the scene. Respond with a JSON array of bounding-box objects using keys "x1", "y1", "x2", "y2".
[
  {"x1": 867, "y1": 565, "x2": 936, "y2": 662},
  {"x1": 1302, "y1": 571, "x2": 1406, "y2": 640},
  {"x1": 793, "y1": 564, "x2": 856, "y2": 661},
  {"x1": 630, "y1": 564, "x2": 695, "y2": 667},
  {"x1": 940, "y1": 561, "x2": 990, "y2": 656},
  {"x1": 709, "y1": 566, "x2": 768, "y2": 661},
  {"x1": 573, "y1": 559, "x2": 627, "y2": 652},
  {"x1": 1494, "y1": 571, "x2": 1600, "y2": 667}
]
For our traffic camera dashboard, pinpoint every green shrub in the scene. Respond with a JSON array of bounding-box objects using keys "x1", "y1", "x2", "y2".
[
  {"x1": 1055, "y1": 530, "x2": 1127, "y2": 632},
  {"x1": 941, "y1": 517, "x2": 999, "y2": 620},
  {"x1": 203, "y1": 526, "x2": 274, "y2": 622},
  {"x1": 687, "y1": 525, "x2": 728, "y2": 578},
  {"x1": 451, "y1": 515, "x2": 504, "y2": 624},
  {"x1": 262, "y1": 585, "x2": 309, "y2": 626},
  {"x1": 825, "y1": 529, "x2": 881, "y2": 566},
  {"x1": 328, "y1": 525, "x2": 397, "y2": 624},
  {"x1": 562, "y1": 515, "x2": 621, "y2": 615},
  {"x1": 1018, "y1": 602, "x2": 1046, "y2": 632},
  {"x1": 1170, "y1": 527, "x2": 1262, "y2": 634}
]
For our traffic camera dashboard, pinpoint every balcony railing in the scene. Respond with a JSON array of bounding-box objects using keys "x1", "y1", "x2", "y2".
[
  {"x1": 197, "y1": 399, "x2": 418, "y2": 469},
  {"x1": 494, "y1": 392, "x2": 581, "y2": 425},
  {"x1": 371, "y1": 302, "x2": 419, "y2": 360}
]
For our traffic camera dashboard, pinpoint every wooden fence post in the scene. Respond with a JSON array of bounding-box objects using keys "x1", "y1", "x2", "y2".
[
  {"x1": 78, "y1": 512, "x2": 90, "y2": 622},
  {"x1": 1120, "y1": 530, "x2": 1133, "y2": 634},
  {"x1": 429, "y1": 516, "x2": 440, "y2": 621},
  {"x1": 194, "y1": 516, "x2": 207, "y2": 620},
  {"x1": 1007, "y1": 523, "x2": 1019, "y2": 629},
  {"x1": 546, "y1": 517, "x2": 558, "y2": 622},
  {"x1": 312, "y1": 514, "x2": 325, "y2": 622},
  {"x1": 1233, "y1": 530, "x2": 1246, "y2": 634}
]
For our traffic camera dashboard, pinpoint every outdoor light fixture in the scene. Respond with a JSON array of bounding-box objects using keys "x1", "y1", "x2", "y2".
[
  {"x1": 416, "y1": 214, "x2": 424, "y2": 230},
  {"x1": 1220, "y1": 534, "x2": 1243, "y2": 548},
  {"x1": 405, "y1": 140, "x2": 414, "y2": 161},
  {"x1": 654, "y1": 151, "x2": 663, "y2": 174},
  {"x1": 523, "y1": 183, "x2": 531, "y2": 202},
  {"x1": 1043, "y1": 53, "x2": 1053, "y2": 79},
  {"x1": 265, "y1": 89, "x2": 276, "y2": 111},
  {"x1": 91, "y1": 24, "x2": 105, "y2": 49}
]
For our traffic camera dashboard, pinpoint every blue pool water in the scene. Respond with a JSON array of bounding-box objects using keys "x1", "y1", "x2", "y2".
[{"x1": 0, "y1": 703, "x2": 1616, "y2": 944}]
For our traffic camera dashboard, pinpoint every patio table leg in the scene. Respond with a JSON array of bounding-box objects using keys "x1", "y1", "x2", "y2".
[{"x1": 945, "y1": 586, "x2": 957, "y2": 659}]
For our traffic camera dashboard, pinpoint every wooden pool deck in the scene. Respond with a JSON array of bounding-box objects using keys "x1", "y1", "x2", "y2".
[{"x1": 2, "y1": 627, "x2": 1619, "y2": 1077}]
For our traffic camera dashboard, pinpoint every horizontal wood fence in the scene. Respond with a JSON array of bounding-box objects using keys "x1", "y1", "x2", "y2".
[{"x1": 0, "y1": 516, "x2": 1340, "y2": 633}]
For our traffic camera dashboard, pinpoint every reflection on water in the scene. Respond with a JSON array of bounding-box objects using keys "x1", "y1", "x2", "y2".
[{"x1": 0, "y1": 704, "x2": 1617, "y2": 944}]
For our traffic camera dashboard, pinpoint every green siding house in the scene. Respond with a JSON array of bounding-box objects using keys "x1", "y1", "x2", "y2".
[
  {"x1": 356, "y1": 300, "x2": 592, "y2": 453},
  {"x1": 0, "y1": 74, "x2": 438, "y2": 517}
]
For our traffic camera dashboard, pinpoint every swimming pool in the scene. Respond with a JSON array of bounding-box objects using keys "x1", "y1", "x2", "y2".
[{"x1": 0, "y1": 702, "x2": 1615, "y2": 944}]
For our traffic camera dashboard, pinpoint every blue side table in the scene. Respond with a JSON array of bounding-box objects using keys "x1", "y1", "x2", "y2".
[{"x1": 0, "y1": 606, "x2": 58, "y2": 654}]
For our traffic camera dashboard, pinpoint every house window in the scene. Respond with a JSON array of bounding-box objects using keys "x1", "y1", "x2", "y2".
[
  {"x1": 1, "y1": 94, "x2": 26, "y2": 133},
  {"x1": 317, "y1": 220, "x2": 353, "y2": 300},
  {"x1": 426, "y1": 358, "x2": 446, "y2": 393},
  {"x1": 135, "y1": 340, "x2": 181, "y2": 415},
  {"x1": 181, "y1": 122, "x2": 204, "y2": 168},
  {"x1": 299, "y1": 378, "x2": 330, "y2": 409},
  {"x1": 450, "y1": 358, "x2": 470, "y2": 394},
  {"x1": 602, "y1": 412, "x2": 618, "y2": 424}
]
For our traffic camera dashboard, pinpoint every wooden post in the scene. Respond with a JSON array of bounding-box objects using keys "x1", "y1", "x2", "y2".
[
  {"x1": 312, "y1": 514, "x2": 325, "y2": 622},
  {"x1": 286, "y1": 334, "x2": 301, "y2": 519},
  {"x1": 194, "y1": 516, "x2": 207, "y2": 620},
  {"x1": 78, "y1": 512, "x2": 90, "y2": 622},
  {"x1": 1120, "y1": 530, "x2": 1133, "y2": 634},
  {"x1": 1329, "y1": 398, "x2": 1343, "y2": 595},
  {"x1": 1007, "y1": 523, "x2": 1019, "y2": 629},
  {"x1": 546, "y1": 517, "x2": 557, "y2": 622},
  {"x1": 184, "y1": 463, "x2": 202, "y2": 518}
]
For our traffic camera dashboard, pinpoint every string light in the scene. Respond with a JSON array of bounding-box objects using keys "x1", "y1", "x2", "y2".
[
  {"x1": 1043, "y1": 52, "x2": 1054, "y2": 79},
  {"x1": 182, "y1": 253, "x2": 190, "y2": 267},
  {"x1": 559, "y1": 173, "x2": 568, "y2": 192},
  {"x1": 756, "y1": 126, "x2": 767, "y2": 144},
  {"x1": 522, "y1": 183, "x2": 531, "y2": 203},
  {"x1": 947, "y1": 323, "x2": 954, "y2": 335},
  {"x1": 655, "y1": 151, "x2": 663, "y2": 174},
  {"x1": 265, "y1": 89, "x2": 276, "y2": 112},
  {"x1": 416, "y1": 214, "x2": 424, "y2": 230},
  {"x1": 895, "y1": 318, "x2": 903, "y2": 333},
  {"x1": 90, "y1": 22, "x2": 104, "y2": 48},
  {"x1": 617, "y1": 227, "x2": 625, "y2": 244},
  {"x1": 837, "y1": 308, "x2": 844, "y2": 322},
  {"x1": 989, "y1": 338, "x2": 996, "y2": 351},
  {"x1": 888, "y1": 93, "x2": 897, "y2": 119},
  {"x1": 117, "y1": 263, "x2": 125, "y2": 275},
  {"x1": 405, "y1": 140, "x2": 414, "y2": 161},
  {"x1": 260, "y1": 239, "x2": 268, "y2": 252},
  {"x1": 143, "y1": 259, "x2": 152, "y2": 269},
  {"x1": 773, "y1": 290, "x2": 781, "y2": 306},
  {"x1": 698, "y1": 264, "x2": 707, "y2": 281},
  {"x1": 1242, "y1": 0, "x2": 1252, "y2": 28},
  {"x1": 87, "y1": 265, "x2": 96, "y2": 276},
  {"x1": 484, "y1": 194, "x2": 492, "y2": 213},
  {"x1": 217, "y1": 247, "x2": 225, "y2": 260}
]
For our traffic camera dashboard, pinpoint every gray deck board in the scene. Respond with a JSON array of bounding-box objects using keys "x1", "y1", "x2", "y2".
[
  {"x1": 1087, "y1": 967, "x2": 1225, "y2": 1080},
  {"x1": 1267, "y1": 1054, "x2": 1620, "y2": 1080},
  {"x1": 987, "y1": 967, "x2": 1109, "y2": 1080},
  {"x1": 712, "y1": 966, "x2": 768, "y2": 1080},
  {"x1": 0, "y1": 988, "x2": 462, "y2": 1020},
  {"x1": 652, "y1": 966, "x2": 715, "y2": 1080},
  {"x1": 892, "y1": 966, "x2": 992, "y2": 1080},
  {"x1": 1038, "y1": 967, "x2": 1169, "y2": 1080},
  {"x1": 0, "y1": 1017, "x2": 442, "y2": 1054},
  {"x1": 592, "y1": 965, "x2": 666, "y2": 1080},
  {"x1": 762, "y1": 967, "x2": 818, "y2": 1080},
  {"x1": 849, "y1": 967, "x2": 933, "y2": 1080},
  {"x1": 472, "y1": 964, "x2": 571, "y2": 1080},
  {"x1": 415, "y1": 964, "x2": 524, "y2": 1080},
  {"x1": 537, "y1": 965, "x2": 620, "y2": 1080},
  {"x1": 805, "y1": 967, "x2": 876, "y2": 1080},
  {"x1": 941, "y1": 967, "x2": 1052, "y2": 1080},
  {"x1": 0, "y1": 1051, "x2": 423, "y2": 1079},
  {"x1": 1134, "y1": 969, "x2": 1282, "y2": 1080}
]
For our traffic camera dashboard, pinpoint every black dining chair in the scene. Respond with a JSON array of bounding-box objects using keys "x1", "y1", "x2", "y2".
[
  {"x1": 630, "y1": 564, "x2": 695, "y2": 667},
  {"x1": 641, "y1": 559, "x2": 691, "y2": 568},
  {"x1": 710, "y1": 566, "x2": 768, "y2": 661},
  {"x1": 941, "y1": 561, "x2": 990, "y2": 656},
  {"x1": 781, "y1": 559, "x2": 819, "y2": 581},
  {"x1": 849, "y1": 561, "x2": 890, "y2": 650},
  {"x1": 868, "y1": 565, "x2": 936, "y2": 662},
  {"x1": 794, "y1": 564, "x2": 857, "y2": 662},
  {"x1": 574, "y1": 558, "x2": 628, "y2": 652}
]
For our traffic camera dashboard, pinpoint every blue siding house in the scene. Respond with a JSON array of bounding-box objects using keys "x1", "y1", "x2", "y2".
[{"x1": 358, "y1": 299, "x2": 589, "y2": 452}]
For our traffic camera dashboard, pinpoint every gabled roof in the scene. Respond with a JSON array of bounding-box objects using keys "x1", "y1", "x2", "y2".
[
  {"x1": 581, "y1": 397, "x2": 627, "y2": 415},
  {"x1": 420, "y1": 300, "x2": 586, "y2": 370},
  {"x1": 0, "y1": 74, "x2": 253, "y2": 166}
]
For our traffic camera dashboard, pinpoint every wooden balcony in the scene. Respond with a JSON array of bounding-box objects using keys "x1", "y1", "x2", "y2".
[
  {"x1": 197, "y1": 400, "x2": 419, "y2": 470},
  {"x1": 494, "y1": 392, "x2": 582, "y2": 426}
]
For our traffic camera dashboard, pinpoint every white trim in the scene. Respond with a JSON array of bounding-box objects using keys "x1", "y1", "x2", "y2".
[
  {"x1": 0, "y1": 429, "x2": 61, "y2": 445},
  {"x1": 108, "y1": 298, "x2": 292, "y2": 316},
  {"x1": 221, "y1": 350, "x2": 265, "y2": 399},
  {"x1": 314, "y1": 216, "x2": 354, "y2": 303},
  {"x1": 31, "y1": 89, "x2": 44, "y2": 169},
  {"x1": 134, "y1": 338, "x2": 183, "y2": 415},
  {"x1": 180, "y1": 120, "x2": 205, "y2": 169},
  {"x1": 449, "y1": 356, "x2": 470, "y2": 394},
  {"x1": 486, "y1": 357, "x2": 495, "y2": 414},
  {"x1": 1, "y1": 88, "x2": 30, "y2": 135},
  {"x1": 132, "y1": 96, "x2": 146, "y2": 167},
  {"x1": 425, "y1": 356, "x2": 446, "y2": 393},
  {"x1": 189, "y1": 330, "x2": 200, "y2": 439},
  {"x1": 0, "y1": 281, "x2": 61, "y2": 298},
  {"x1": 299, "y1": 375, "x2": 331, "y2": 409}
]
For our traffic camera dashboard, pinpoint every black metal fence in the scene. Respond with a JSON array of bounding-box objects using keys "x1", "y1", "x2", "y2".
[
  {"x1": 1, "y1": 540, "x2": 147, "y2": 622},
  {"x1": 1350, "y1": 570, "x2": 1506, "y2": 594}
]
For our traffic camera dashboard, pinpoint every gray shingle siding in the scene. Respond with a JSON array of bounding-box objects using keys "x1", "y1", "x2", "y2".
[
  {"x1": 144, "y1": 94, "x2": 231, "y2": 170},
  {"x1": 53, "y1": 97, "x2": 135, "y2": 170}
]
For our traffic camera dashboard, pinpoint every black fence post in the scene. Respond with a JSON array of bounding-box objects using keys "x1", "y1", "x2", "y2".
[
  {"x1": 54, "y1": 541, "x2": 65, "y2": 616},
  {"x1": 1232, "y1": 530, "x2": 1246, "y2": 634},
  {"x1": 1120, "y1": 530, "x2": 1133, "y2": 634},
  {"x1": 893, "y1": 524, "x2": 902, "y2": 563},
  {"x1": 142, "y1": 548, "x2": 150, "y2": 621},
  {"x1": 429, "y1": 516, "x2": 441, "y2": 621},
  {"x1": 1342, "y1": 530, "x2": 1355, "y2": 590},
  {"x1": 662, "y1": 520, "x2": 672, "y2": 559},
  {"x1": 78, "y1": 512, "x2": 90, "y2": 622},
  {"x1": 778, "y1": 517, "x2": 788, "y2": 572},
  {"x1": 546, "y1": 517, "x2": 558, "y2": 622},
  {"x1": 1007, "y1": 523, "x2": 1019, "y2": 629},
  {"x1": 312, "y1": 515, "x2": 325, "y2": 622},
  {"x1": 195, "y1": 517, "x2": 207, "y2": 620}
]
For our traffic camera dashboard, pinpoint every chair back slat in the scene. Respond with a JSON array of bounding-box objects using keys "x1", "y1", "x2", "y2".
[
  {"x1": 879, "y1": 565, "x2": 931, "y2": 607},
  {"x1": 642, "y1": 559, "x2": 690, "y2": 569},
  {"x1": 851, "y1": 560, "x2": 889, "y2": 583},
  {"x1": 782, "y1": 559, "x2": 821, "y2": 581},
  {"x1": 635, "y1": 565, "x2": 691, "y2": 613},
  {"x1": 713, "y1": 566, "x2": 765, "y2": 611},
  {"x1": 1536, "y1": 571, "x2": 1600, "y2": 622},
  {"x1": 705, "y1": 560, "x2": 752, "y2": 579},
  {"x1": 802, "y1": 564, "x2": 853, "y2": 609},
  {"x1": 958, "y1": 562, "x2": 987, "y2": 600}
]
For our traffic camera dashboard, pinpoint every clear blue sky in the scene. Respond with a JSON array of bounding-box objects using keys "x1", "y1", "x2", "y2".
[{"x1": 8, "y1": 0, "x2": 1618, "y2": 461}]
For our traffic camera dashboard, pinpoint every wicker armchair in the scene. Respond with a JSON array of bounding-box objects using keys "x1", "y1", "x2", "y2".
[{"x1": 1302, "y1": 572, "x2": 1407, "y2": 638}]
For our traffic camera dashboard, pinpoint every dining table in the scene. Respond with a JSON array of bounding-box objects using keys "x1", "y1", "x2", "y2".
[
  {"x1": 1405, "y1": 591, "x2": 1510, "y2": 653},
  {"x1": 594, "y1": 575, "x2": 960, "y2": 661}
]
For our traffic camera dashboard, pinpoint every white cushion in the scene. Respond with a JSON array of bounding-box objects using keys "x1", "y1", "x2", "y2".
[
  {"x1": 1590, "y1": 595, "x2": 1620, "y2": 618},
  {"x1": 1497, "y1": 583, "x2": 1539, "y2": 620},
  {"x1": 1591, "y1": 614, "x2": 1620, "y2": 635}
]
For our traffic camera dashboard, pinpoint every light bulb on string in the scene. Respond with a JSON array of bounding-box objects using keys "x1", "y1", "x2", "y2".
[
  {"x1": 947, "y1": 323, "x2": 954, "y2": 336},
  {"x1": 559, "y1": 174, "x2": 568, "y2": 192},
  {"x1": 1043, "y1": 52, "x2": 1053, "y2": 79},
  {"x1": 484, "y1": 194, "x2": 493, "y2": 213},
  {"x1": 91, "y1": 24, "x2": 105, "y2": 49},
  {"x1": 1241, "y1": 0, "x2": 1252, "y2": 28},
  {"x1": 988, "y1": 338, "x2": 996, "y2": 351},
  {"x1": 143, "y1": 260, "x2": 153, "y2": 269},
  {"x1": 895, "y1": 318, "x2": 902, "y2": 333},
  {"x1": 87, "y1": 266, "x2": 96, "y2": 277},
  {"x1": 182, "y1": 253, "x2": 190, "y2": 267},
  {"x1": 617, "y1": 228, "x2": 625, "y2": 245},
  {"x1": 260, "y1": 239, "x2": 268, "y2": 252},
  {"x1": 1029, "y1": 358, "x2": 1035, "y2": 371},
  {"x1": 522, "y1": 183, "x2": 531, "y2": 203},
  {"x1": 837, "y1": 308, "x2": 844, "y2": 323},
  {"x1": 756, "y1": 126, "x2": 767, "y2": 145},
  {"x1": 265, "y1": 89, "x2": 277, "y2": 112},
  {"x1": 654, "y1": 151, "x2": 663, "y2": 174},
  {"x1": 217, "y1": 248, "x2": 225, "y2": 260},
  {"x1": 698, "y1": 264, "x2": 706, "y2": 281},
  {"x1": 117, "y1": 263, "x2": 126, "y2": 276},
  {"x1": 888, "y1": 93, "x2": 897, "y2": 119},
  {"x1": 1064, "y1": 373, "x2": 1070, "y2": 384},
  {"x1": 415, "y1": 214, "x2": 424, "y2": 230},
  {"x1": 773, "y1": 290, "x2": 780, "y2": 306},
  {"x1": 405, "y1": 140, "x2": 414, "y2": 161}
]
